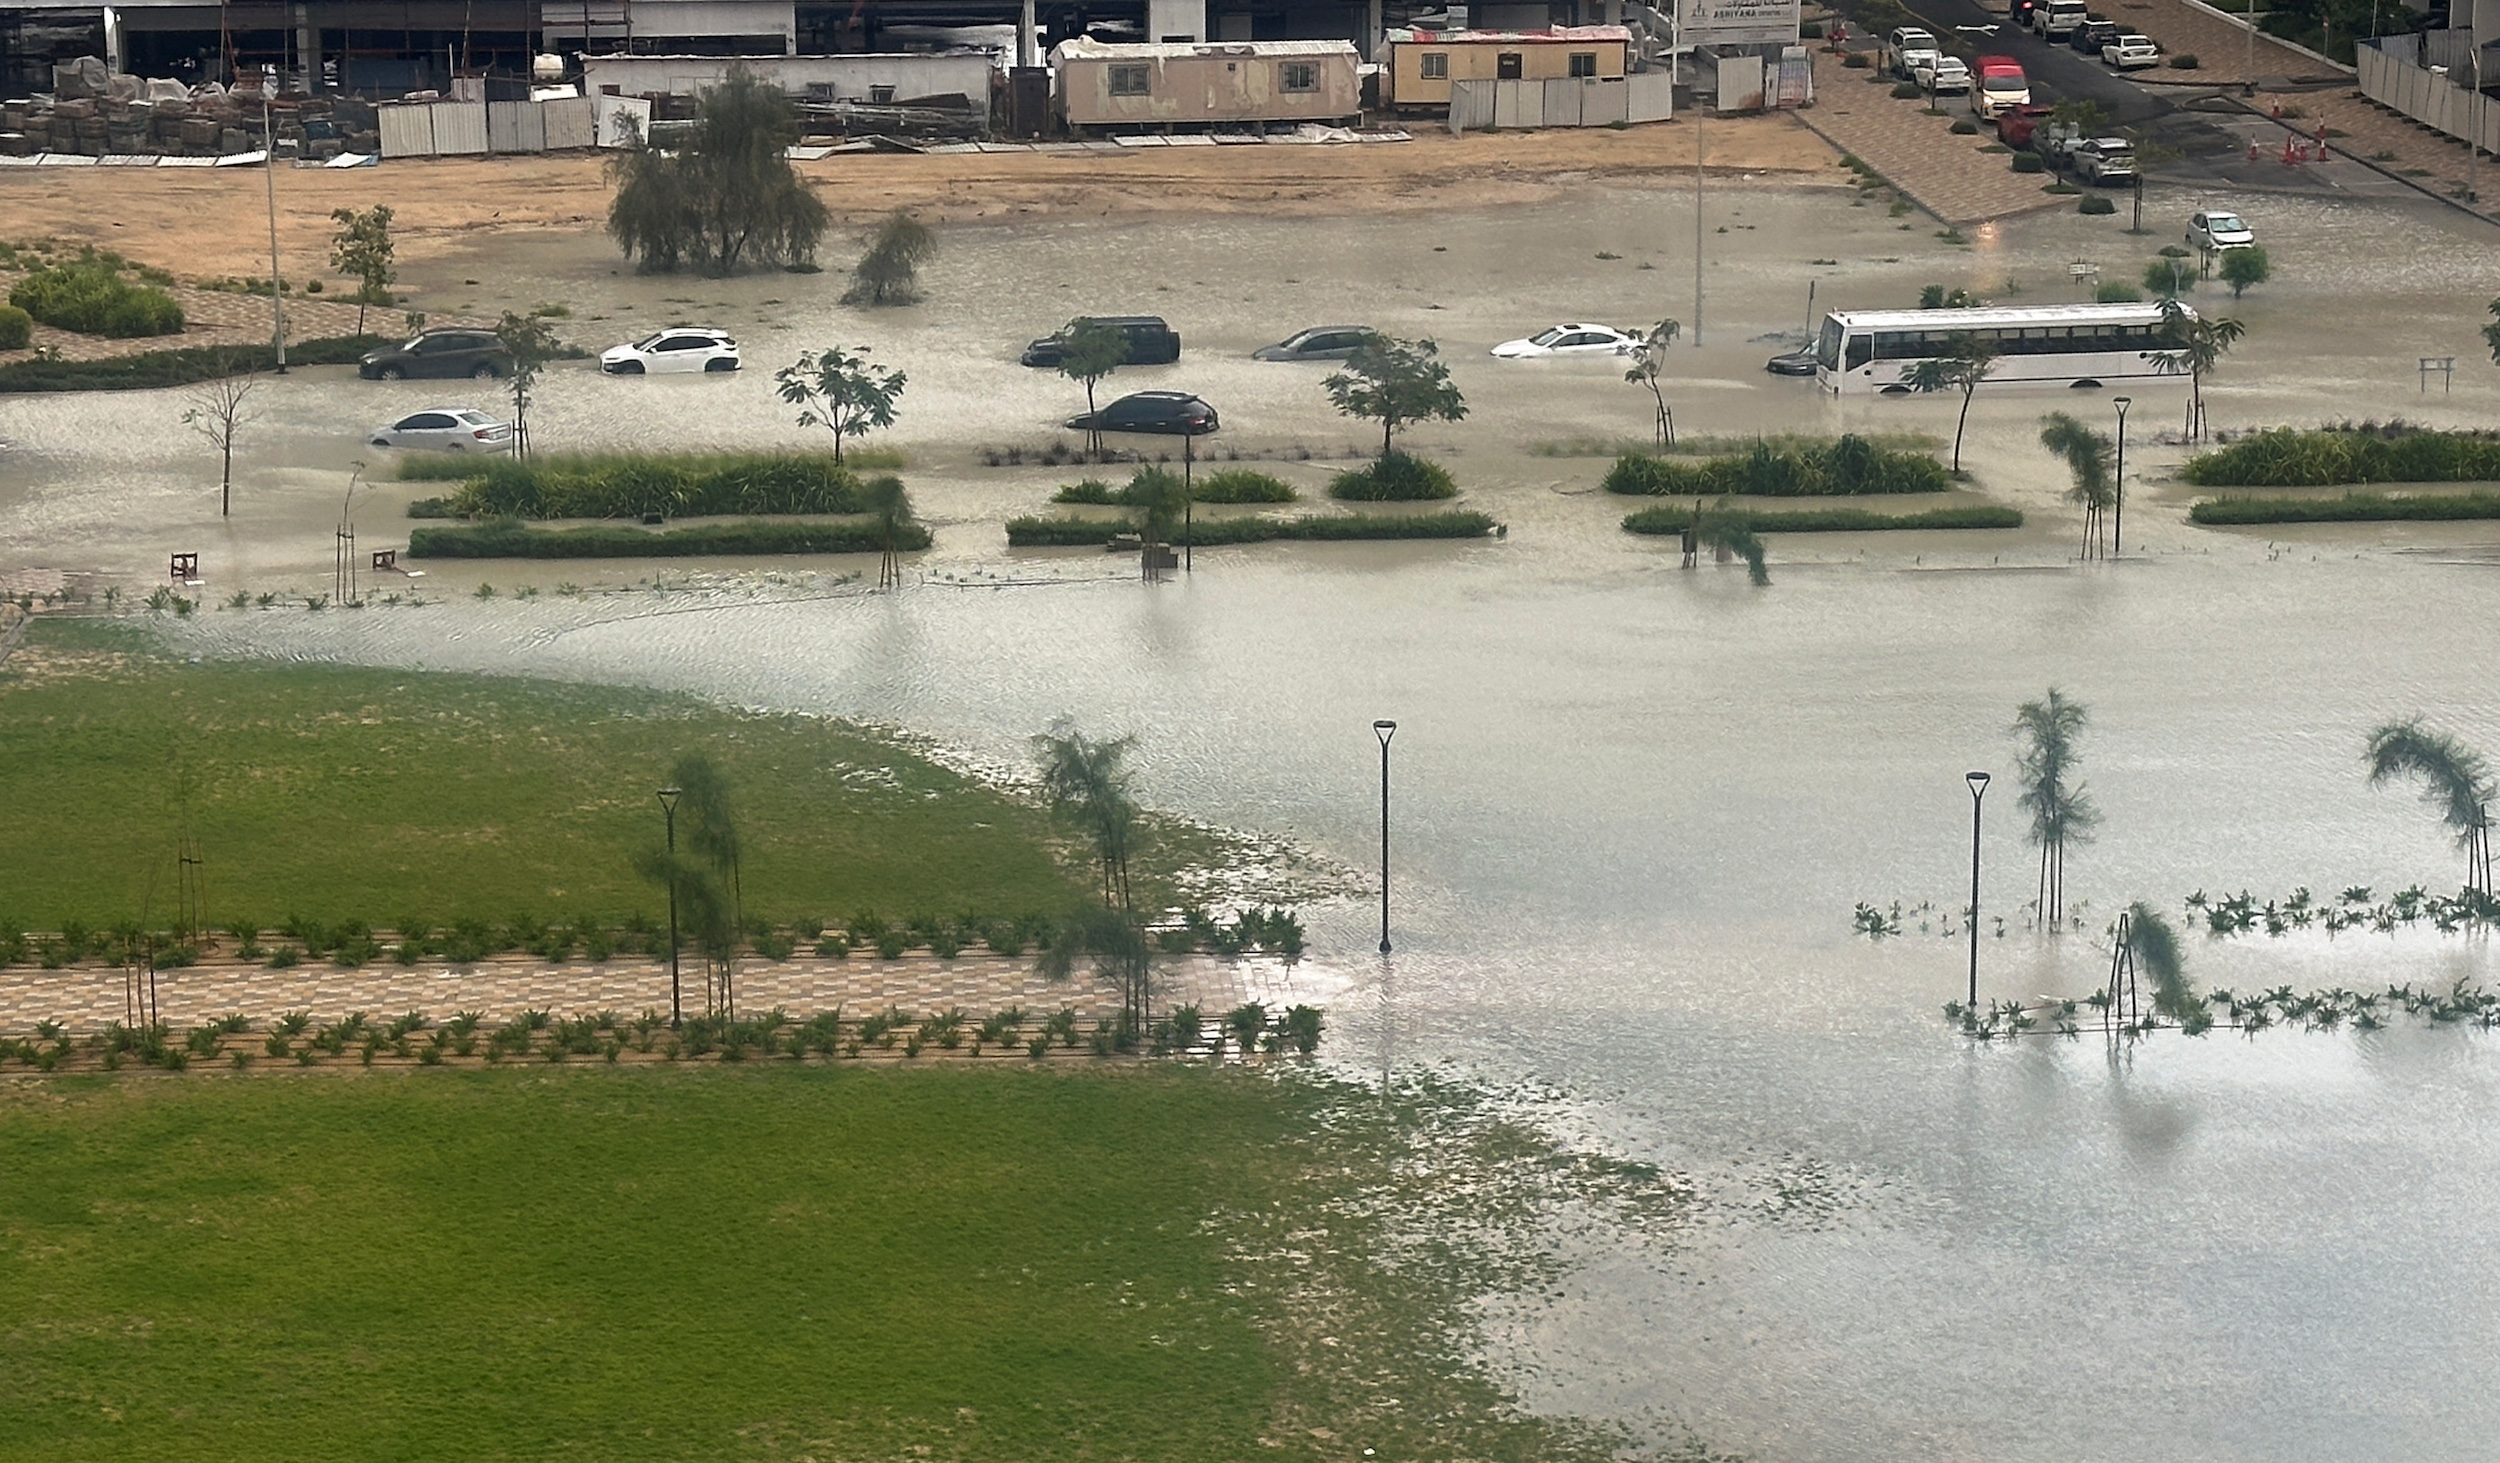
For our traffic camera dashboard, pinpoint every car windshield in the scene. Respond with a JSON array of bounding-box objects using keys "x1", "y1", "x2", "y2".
[
  {"x1": 1984, "y1": 73, "x2": 2025, "y2": 92},
  {"x1": 2210, "y1": 213, "x2": 2246, "y2": 232},
  {"x1": 1530, "y1": 328, "x2": 1570, "y2": 346}
]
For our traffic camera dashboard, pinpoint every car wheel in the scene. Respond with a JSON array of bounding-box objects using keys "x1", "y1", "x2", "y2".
[
  {"x1": 447, "y1": 441, "x2": 468, "y2": 451},
  {"x1": 369, "y1": 437, "x2": 391, "y2": 447},
  {"x1": 704, "y1": 358, "x2": 735, "y2": 373},
  {"x1": 472, "y1": 363, "x2": 499, "y2": 380},
  {"x1": 378, "y1": 365, "x2": 406, "y2": 381},
  {"x1": 616, "y1": 361, "x2": 645, "y2": 375}
]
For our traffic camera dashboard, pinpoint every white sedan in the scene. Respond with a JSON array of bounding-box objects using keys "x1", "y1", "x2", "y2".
[
  {"x1": 599, "y1": 327, "x2": 742, "y2": 375},
  {"x1": 1490, "y1": 324, "x2": 1643, "y2": 359},
  {"x1": 366, "y1": 407, "x2": 515, "y2": 452},
  {"x1": 2102, "y1": 34, "x2": 2161, "y2": 68}
]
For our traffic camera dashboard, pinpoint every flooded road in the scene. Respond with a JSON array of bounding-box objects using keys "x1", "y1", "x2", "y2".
[{"x1": 9, "y1": 179, "x2": 2500, "y2": 1461}]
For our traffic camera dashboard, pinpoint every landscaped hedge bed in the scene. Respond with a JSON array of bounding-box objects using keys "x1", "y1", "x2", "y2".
[
  {"x1": 2178, "y1": 427, "x2": 2500, "y2": 488},
  {"x1": 407, "y1": 452, "x2": 875, "y2": 520},
  {"x1": 1623, "y1": 504, "x2": 2023, "y2": 534},
  {"x1": 0, "y1": 334, "x2": 386, "y2": 393},
  {"x1": 1053, "y1": 467, "x2": 1299, "y2": 505},
  {"x1": 8, "y1": 260, "x2": 184, "y2": 337},
  {"x1": 1005, "y1": 510, "x2": 1497, "y2": 547},
  {"x1": 1604, "y1": 435, "x2": 1951, "y2": 496},
  {"x1": 407, "y1": 518, "x2": 931, "y2": 559},
  {"x1": 1329, "y1": 452, "x2": 1458, "y2": 501},
  {"x1": 2187, "y1": 492, "x2": 2500, "y2": 525}
]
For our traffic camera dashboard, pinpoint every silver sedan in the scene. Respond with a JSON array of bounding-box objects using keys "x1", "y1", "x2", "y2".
[{"x1": 367, "y1": 407, "x2": 517, "y2": 453}]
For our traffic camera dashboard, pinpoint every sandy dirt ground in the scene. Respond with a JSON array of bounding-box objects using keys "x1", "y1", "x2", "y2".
[{"x1": 2, "y1": 116, "x2": 1844, "y2": 281}]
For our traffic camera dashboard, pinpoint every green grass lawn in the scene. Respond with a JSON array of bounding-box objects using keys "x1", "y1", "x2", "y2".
[
  {"x1": 0, "y1": 1066, "x2": 1659, "y2": 1463},
  {"x1": 0, "y1": 620, "x2": 1103, "y2": 928}
]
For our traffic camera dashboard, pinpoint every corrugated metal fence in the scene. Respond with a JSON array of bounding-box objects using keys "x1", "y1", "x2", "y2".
[
  {"x1": 2358, "y1": 36, "x2": 2500, "y2": 157},
  {"x1": 378, "y1": 96, "x2": 601, "y2": 159},
  {"x1": 1449, "y1": 73, "x2": 1673, "y2": 132}
]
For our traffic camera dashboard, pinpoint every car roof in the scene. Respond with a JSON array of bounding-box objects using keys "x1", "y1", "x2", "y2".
[
  {"x1": 1550, "y1": 322, "x2": 1619, "y2": 331},
  {"x1": 1294, "y1": 325, "x2": 1370, "y2": 335},
  {"x1": 1078, "y1": 315, "x2": 1170, "y2": 326},
  {"x1": 1120, "y1": 390, "x2": 1200, "y2": 400}
]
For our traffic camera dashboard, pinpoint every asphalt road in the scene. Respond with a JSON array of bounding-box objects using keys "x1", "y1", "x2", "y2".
[{"x1": 1889, "y1": 0, "x2": 2179, "y2": 124}]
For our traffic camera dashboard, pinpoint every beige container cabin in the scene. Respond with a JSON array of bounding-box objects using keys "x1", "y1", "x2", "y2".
[
  {"x1": 1383, "y1": 24, "x2": 1632, "y2": 110},
  {"x1": 1052, "y1": 38, "x2": 1361, "y2": 130}
]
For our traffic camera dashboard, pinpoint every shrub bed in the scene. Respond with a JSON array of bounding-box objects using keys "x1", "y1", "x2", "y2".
[
  {"x1": 1328, "y1": 452, "x2": 1458, "y2": 501},
  {"x1": 1603, "y1": 435, "x2": 1950, "y2": 496},
  {"x1": 0, "y1": 334, "x2": 384, "y2": 393},
  {"x1": 0, "y1": 303, "x2": 30, "y2": 350},
  {"x1": 2178, "y1": 427, "x2": 2500, "y2": 488},
  {"x1": 406, "y1": 452, "x2": 875, "y2": 519},
  {"x1": 2187, "y1": 492, "x2": 2500, "y2": 525},
  {"x1": 8, "y1": 260, "x2": 185, "y2": 337},
  {"x1": 1051, "y1": 466, "x2": 1297, "y2": 506},
  {"x1": 1623, "y1": 504, "x2": 2023, "y2": 534},
  {"x1": 407, "y1": 518, "x2": 932, "y2": 559},
  {"x1": 1006, "y1": 511, "x2": 1497, "y2": 547}
]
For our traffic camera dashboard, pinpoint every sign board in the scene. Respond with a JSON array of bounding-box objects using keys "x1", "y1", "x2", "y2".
[{"x1": 1677, "y1": 0, "x2": 1802, "y2": 48}]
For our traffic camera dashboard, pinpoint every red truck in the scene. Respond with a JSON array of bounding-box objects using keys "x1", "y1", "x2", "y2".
[{"x1": 1969, "y1": 55, "x2": 2032, "y2": 119}]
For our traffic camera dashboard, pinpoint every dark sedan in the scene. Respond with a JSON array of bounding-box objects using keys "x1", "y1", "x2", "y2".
[
  {"x1": 1253, "y1": 325, "x2": 1378, "y2": 362},
  {"x1": 1764, "y1": 349, "x2": 1819, "y2": 377},
  {"x1": 358, "y1": 329, "x2": 513, "y2": 381},
  {"x1": 1065, "y1": 391, "x2": 1220, "y2": 436}
]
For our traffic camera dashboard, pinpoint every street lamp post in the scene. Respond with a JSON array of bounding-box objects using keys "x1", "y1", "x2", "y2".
[
  {"x1": 1183, "y1": 429, "x2": 1194, "y2": 574},
  {"x1": 261, "y1": 65, "x2": 286, "y2": 373},
  {"x1": 2111, "y1": 396, "x2": 2132, "y2": 557},
  {"x1": 1965, "y1": 770, "x2": 1991, "y2": 1009},
  {"x1": 658, "y1": 785, "x2": 682, "y2": 1028},
  {"x1": 1373, "y1": 720, "x2": 1397, "y2": 954}
]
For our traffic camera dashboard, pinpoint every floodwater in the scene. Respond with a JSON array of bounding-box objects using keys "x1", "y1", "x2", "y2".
[{"x1": 9, "y1": 179, "x2": 2500, "y2": 1461}]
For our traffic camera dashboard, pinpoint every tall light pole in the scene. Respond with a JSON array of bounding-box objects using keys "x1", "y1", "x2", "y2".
[
  {"x1": 1965, "y1": 770, "x2": 1991, "y2": 1009},
  {"x1": 1182, "y1": 429, "x2": 1194, "y2": 574},
  {"x1": 2111, "y1": 396, "x2": 2131, "y2": 557},
  {"x1": 261, "y1": 64, "x2": 286, "y2": 373},
  {"x1": 1373, "y1": 720, "x2": 1397, "y2": 954},
  {"x1": 1693, "y1": 87, "x2": 1706, "y2": 348},
  {"x1": 2470, "y1": 46, "x2": 2483, "y2": 207},
  {"x1": 658, "y1": 785, "x2": 682, "y2": 1028}
]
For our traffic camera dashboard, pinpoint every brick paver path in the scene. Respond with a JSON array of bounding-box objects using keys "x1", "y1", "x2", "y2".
[
  {"x1": 2, "y1": 950, "x2": 1310, "y2": 1036},
  {"x1": 1797, "y1": 50, "x2": 2070, "y2": 224},
  {"x1": 2109, "y1": 0, "x2": 2344, "y2": 88},
  {"x1": 0, "y1": 266, "x2": 430, "y2": 365}
]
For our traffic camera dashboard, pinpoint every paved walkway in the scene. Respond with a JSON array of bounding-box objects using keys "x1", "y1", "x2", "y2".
[
  {"x1": 2112, "y1": 0, "x2": 2344, "y2": 88},
  {"x1": 2245, "y1": 86, "x2": 2498, "y2": 223},
  {"x1": 1797, "y1": 50, "x2": 2070, "y2": 224},
  {"x1": 0, "y1": 265, "x2": 427, "y2": 364},
  {"x1": 2, "y1": 950, "x2": 1313, "y2": 1035}
]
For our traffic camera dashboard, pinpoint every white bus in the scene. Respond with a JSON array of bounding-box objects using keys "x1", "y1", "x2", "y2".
[{"x1": 1813, "y1": 302, "x2": 2194, "y2": 395}]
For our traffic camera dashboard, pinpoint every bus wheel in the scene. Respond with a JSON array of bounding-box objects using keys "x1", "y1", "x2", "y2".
[
  {"x1": 1879, "y1": 385, "x2": 1910, "y2": 396},
  {"x1": 2070, "y1": 379, "x2": 2103, "y2": 389}
]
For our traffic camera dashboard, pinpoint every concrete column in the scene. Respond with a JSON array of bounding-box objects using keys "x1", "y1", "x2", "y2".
[
  {"x1": 1367, "y1": 0, "x2": 1384, "y2": 60},
  {"x1": 1021, "y1": 0, "x2": 1038, "y2": 68},
  {"x1": 102, "y1": 6, "x2": 123, "y2": 72},
  {"x1": 295, "y1": 3, "x2": 320, "y2": 90}
]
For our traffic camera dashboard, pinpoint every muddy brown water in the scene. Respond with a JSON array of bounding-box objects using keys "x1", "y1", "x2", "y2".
[{"x1": 7, "y1": 181, "x2": 2500, "y2": 1462}]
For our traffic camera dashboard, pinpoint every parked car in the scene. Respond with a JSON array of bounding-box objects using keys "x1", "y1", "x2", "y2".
[
  {"x1": 1764, "y1": 348, "x2": 1820, "y2": 377},
  {"x1": 366, "y1": 407, "x2": 515, "y2": 452},
  {"x1": 1993, "y1": 102, "x2": 2056, "y2": 147},
  {"x1": 1064, "y1": 390, "x2": 1219, "y2": 435},
  {"x1": 2072, "y1": 137, "x2": 2138, "y2": 183},
  {"x1": 1970, "y1": 56, "x2": 2030, "y2": 118},
  {"x1": 1253, "y1": 325, "x2": 1379, "y2": 362},
  {"x1": 2103, "y1": 33, "x2": 2161, "y2": 68},
  {"x1": 1885, "y1": 26, "x2": 1940, "y2": 78},
  {"x1": 1020, "y1": 315, "x2": 1183, "y2": 368},
  {"x1": 1916, "y1": 55, "x2": 1973, "y2": 93},
  {"x1": 2069, "y1": 17, "x2": 2121, "y2": 53},
  {"x1": 2188, "y1": 209, "x2": 2257, "y2": 250},
  {"x1": 1490, "y1": 323, "x2": 1641, "y2": 359},
  {"x1": 358, "y1": 328, "x2": 511, "y2": 381},
  {"x1": 599, "y1": 327, "x2": 741, "y2": 374},
  {"x1": 2033, "y1": 0, "x2": 2087, "y2": 37}
]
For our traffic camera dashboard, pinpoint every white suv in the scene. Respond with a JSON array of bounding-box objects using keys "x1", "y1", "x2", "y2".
[{"x1": 2187, "y1": 209, "x2": 2256, "y2": 251}]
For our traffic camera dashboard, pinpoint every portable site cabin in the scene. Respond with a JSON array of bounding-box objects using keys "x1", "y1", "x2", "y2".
[
  {"x1": 1051, "y1": 38, "x2": 1360, "y2": 130},
  {"x1": 1382, "y1": 24, "x2": 1631, "y2": 111},
  {"x1": 580, "y1": 52, "x2": 996, "y2": 116}
]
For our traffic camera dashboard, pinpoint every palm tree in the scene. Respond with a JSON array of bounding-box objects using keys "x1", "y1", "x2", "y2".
[
  {"x1": 2037, "y1": 412, "x2": 2114, "y2": 559},
  {"x1": 2125, "y1": 902, "x2": 2194, "y2": 1020},
  {"x1": 860, "y1": 473, "x2": 913, "y2": 590},
  {"x1": 2149, "y1": 297, "x2": 2245, "y2": 442},
  {"x1": 1904, "y1": 334, "x2": 1996, "y2": 473},
  {"x1": 1130, "y1": 465, "x2": 1188, "y2": 584},
  {"x1": 1033, "y1": 728, "x2": 1141, "y2": 911},
  {"x1": 1037, "y1": 902, "x2": 1154, "y2": 1046},
  {"x1": 1691, "y1": 505, "x2": 1769, "y2": 585},
  {"x1": 2013, "y1": 689, "x2": 2099, "y2": 927},
  {"x1": 2363, "y1": 719, "x2": 2494, "y2": 895}
]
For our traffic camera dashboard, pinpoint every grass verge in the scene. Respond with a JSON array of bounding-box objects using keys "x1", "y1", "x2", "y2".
[
  {"x1": 0, "y1": 1065, "x2": 1687, "y2": 1463},
  {"x1": 1006, "y1": 511, "x2": 1497, "y2": 547},
  {"x1": 0, "y1": 334, "x2": 385, "y2": 393},
  {"x1": 0, "y1": 619, "x2": 1085, "y2": 925},
  {"x1": 1623, "y1": 504, "x2": 2022, "y2": 534},
  {"x1": 2187, "y1": 492, "x2": 2500, "y2": 525},
  {"x1": 406, "y1": 519, "x2": 932, "y2": 559}
]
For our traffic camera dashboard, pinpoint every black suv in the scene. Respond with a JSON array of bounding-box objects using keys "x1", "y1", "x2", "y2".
[
  {"x1": 1020, "y1": 315, "x2": 1183, "y2": 368},
  {"x1": 2070, "y1": 18, "x2": 2121, "y2": 52},
  {"x1": 359, "y1": 328, "x2": 513, "y2": 381}
]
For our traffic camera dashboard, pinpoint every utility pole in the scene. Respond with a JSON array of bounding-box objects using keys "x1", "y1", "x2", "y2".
[
  {"x1": 262, "y1": 65, "x2": 286, "y2": 373},
  {"x1": 1693, "y1": 83, "x2": 1705, "y2": 348}
]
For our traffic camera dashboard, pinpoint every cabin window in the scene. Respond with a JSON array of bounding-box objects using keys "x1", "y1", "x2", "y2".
[
  {"x1": 1279, "y1": 61, "x2": 1318, "y2": 92},
  {"x1": 1109, "y1": 63, "x2": 1151, "y2": 96},
  {"x1": 1569, "y1": 51, "x2": 1598, "y2": 77},
  {"x1": 1419, "y1": 51, "x2": 1449, "y2": 79},
  {"x1": 1496, "y1": 51, "x2": 1524, "y2": 79}
]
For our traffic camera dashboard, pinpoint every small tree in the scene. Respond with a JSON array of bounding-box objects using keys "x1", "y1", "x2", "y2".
[
  {"x1": 1624, "y1": 318, "x2": 1681, "y2": 448},
  {"x1": 1903, "y1": 333, "x2": 1995, "y2": 473},
  {"x1": 605, "y1": 67, "x2": 827, "y2": 276},
  {"x1": 2125, "y1": 903, "x2": 2194, "y2": 1020},
  {"x1": 842, "y1": 212, "x2": 936, "y2": 306},
  {"x1": 2150, "y1": 297, "x2": 2244, "y2": 442},
  {"x1": 1693, "y1": 509, "x2": 1770, "y2": 586},
  {"x1": 2037, "y1": 412, "x2": 2114, "y2": 558},
  {"x1": 860, "y1": 473, "x2": 914, "y2": 591},
  {"x1": 328, "y1": 204, "x2": 395, "y2": 335},
  {"x1": 2364, "y1": 719, "x2": 2494, "y2": 895},
  {"x1": 2142, "y1": 252, "x2": 2193, "y2": 298},
  {"x1": 633, "y1": 753, "x2": 746, "y2": 1020},
  {"x1": 181, "y1": 363, "x2": 260, "y2": 518},
  {"x1": 494, "y1": 311, "x2": 562, "y2": 457},
  {"x1": 774, "y1": 346, "x2": 905, "y2": 465},
  {"x1": 2485, "y1": 297, "x2": 2500, "y2": 368},
  {"x1": 1130, "y1": 465, "x2": 1189, "y2": 584},
  {"x1": 1057, "y1": 319, "x2": 1127, "y2": 456},
  {"x1": 2217, "y1": 244, "x2": 2270, "y2": 299},
  {"x1": 2013, "y1": 688, "x2": 2099, "y2": 927},
  {"x1": 1324, "y1": 335, "x2": 1467, "y2": 459}
]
